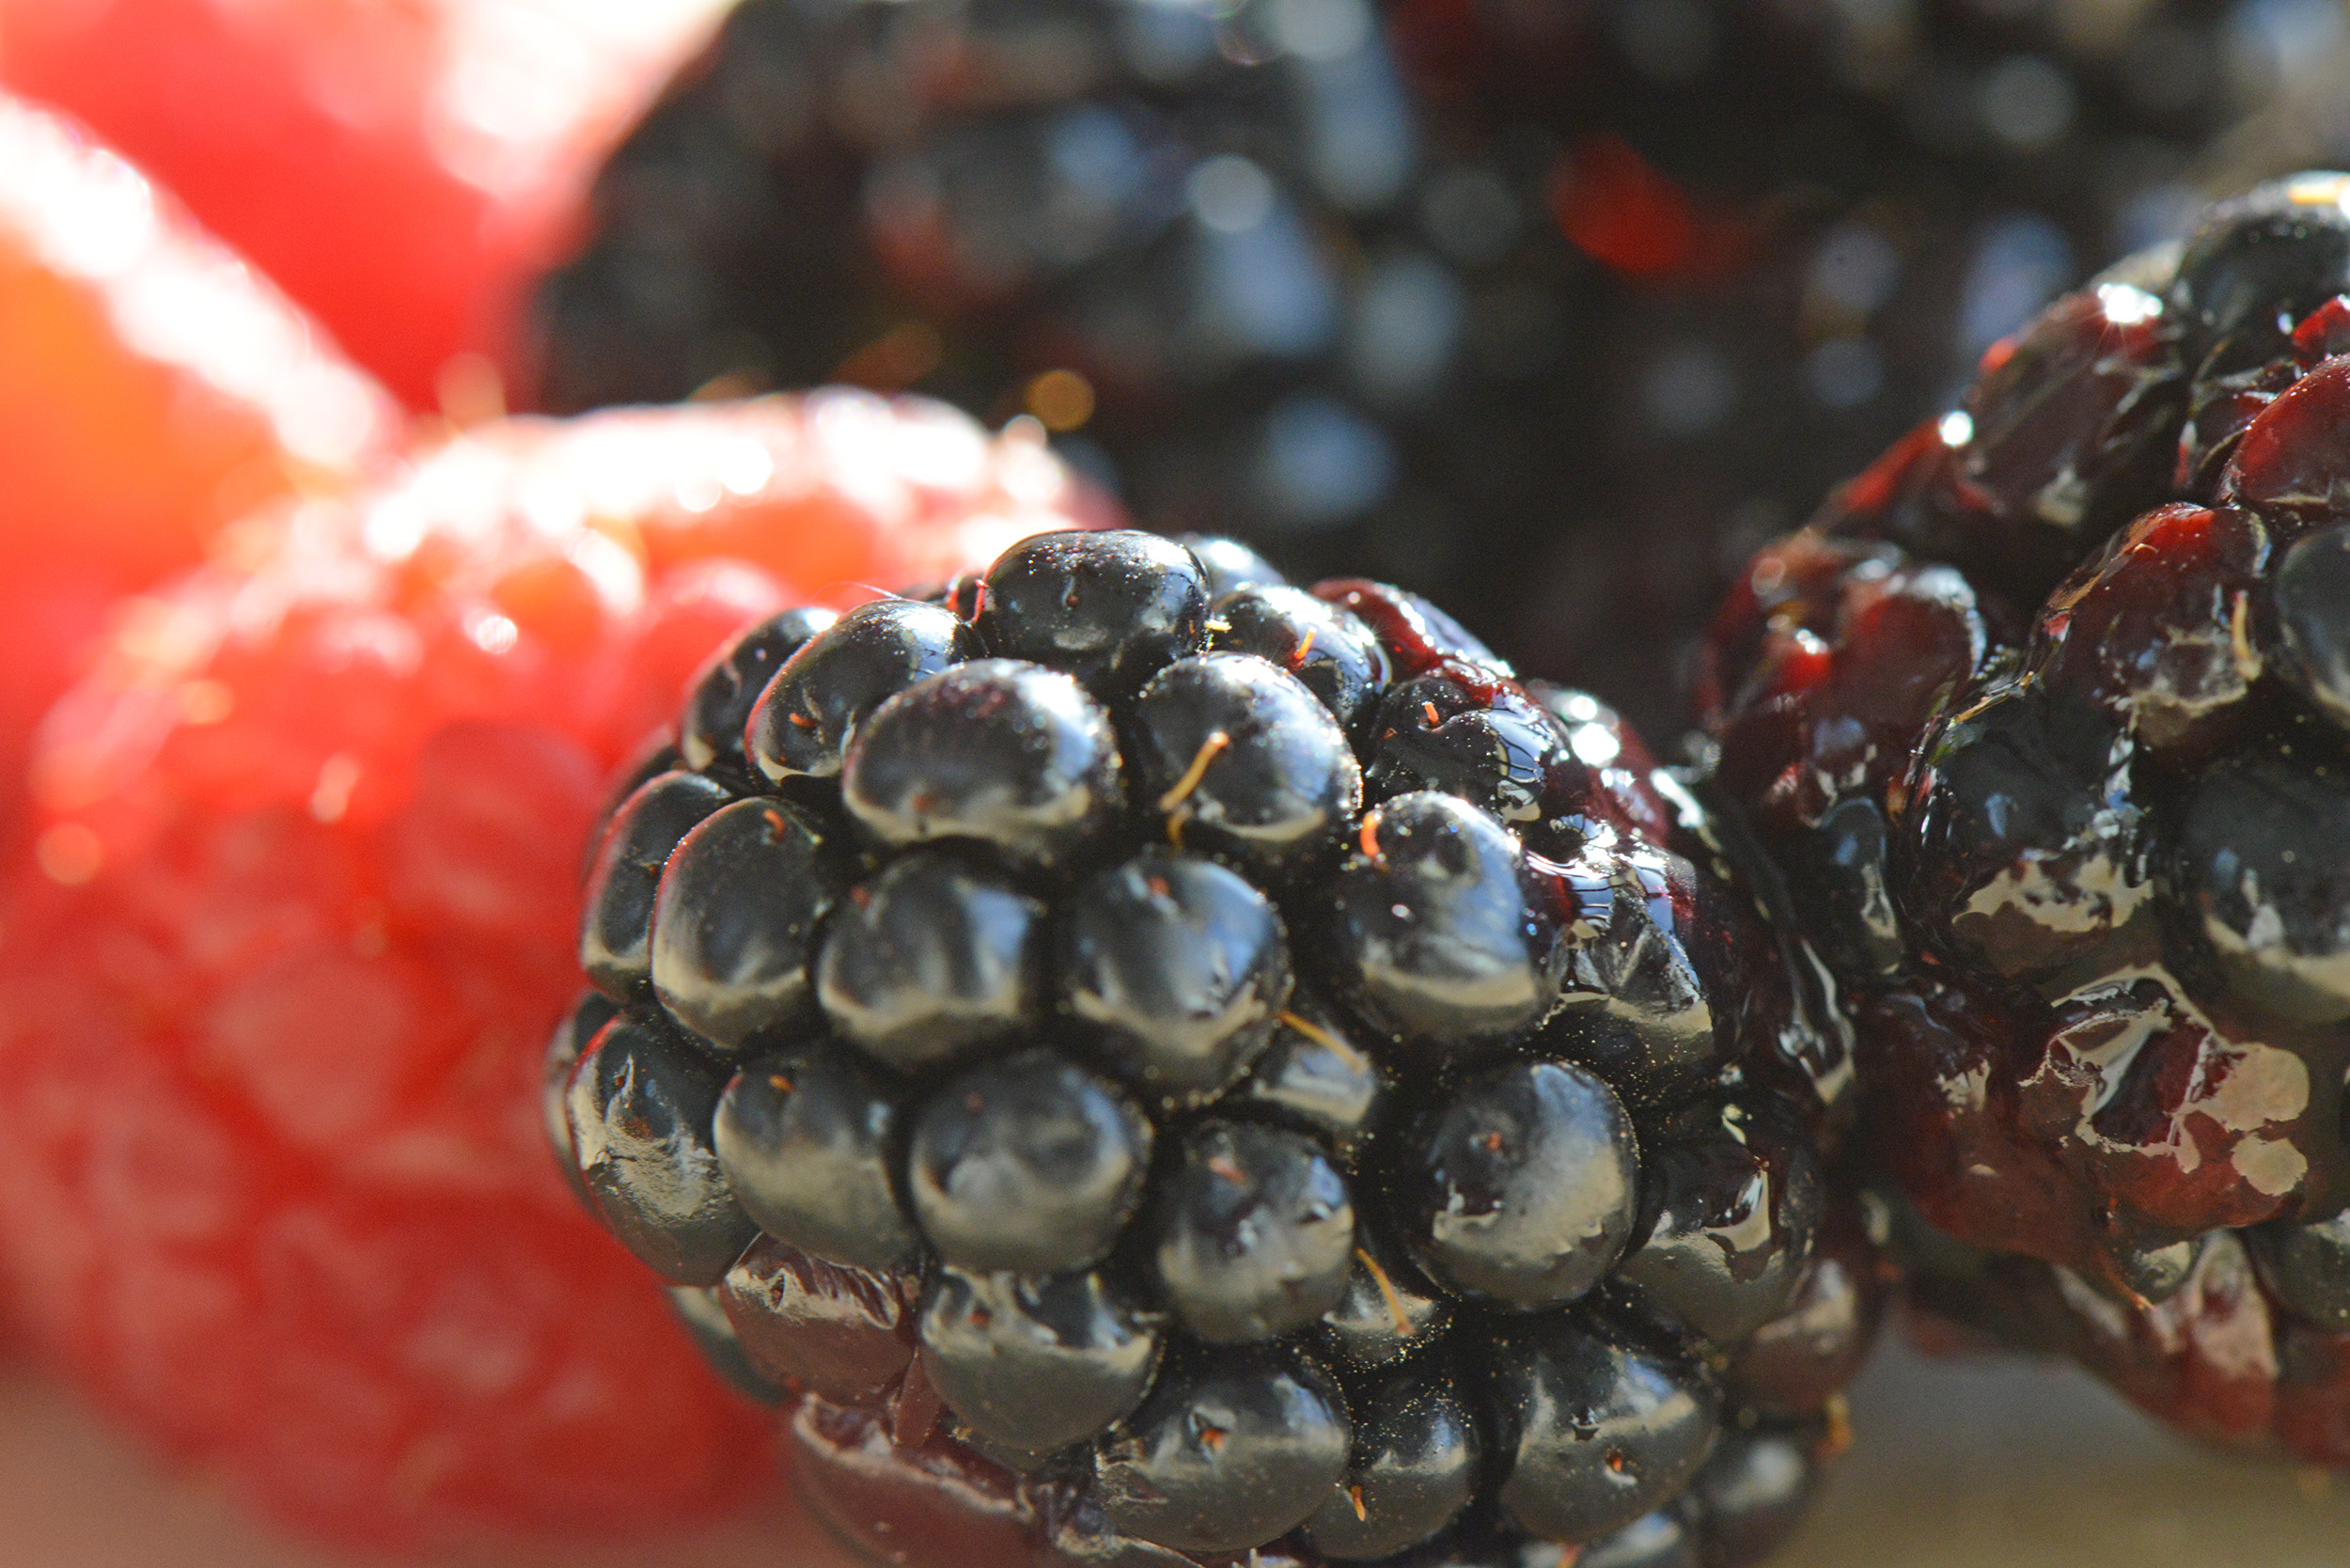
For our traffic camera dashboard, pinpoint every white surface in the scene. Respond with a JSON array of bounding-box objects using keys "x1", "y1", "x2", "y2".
[{"x1": 3, "y1": 1338, "x2": 2348, "y2": 1566}]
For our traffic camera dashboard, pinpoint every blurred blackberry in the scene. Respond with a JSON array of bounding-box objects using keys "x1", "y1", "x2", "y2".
[
  {"x1": 555, "y1": 530, "x2": 1880, "y2": 1566},
  {"x1": 1700, "y1": 176, "x2": 2350, "y2": 1454},
  {"x1": 530, "y1": 0, "x2": 2317, "y2": 738},
  {"x1": 1405, "y1": 0, "x2": 2336, "y2": 723}
]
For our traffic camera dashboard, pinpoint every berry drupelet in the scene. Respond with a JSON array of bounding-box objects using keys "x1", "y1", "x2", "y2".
[
  {"x1": 558, "y1": 528, "x2": 1881, "y2": 1567},
  {"x1": 1700, "y1": 173, "x2": 2350, "y2": 1460}
]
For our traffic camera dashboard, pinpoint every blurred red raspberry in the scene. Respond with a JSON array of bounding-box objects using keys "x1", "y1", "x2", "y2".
[
  {"x1": 0, "y1": 94, "x2": 399, "y2": 850},
  {"x1": 0, "y1": 0, "x2": 725, "y2": 406},
  {"x1": 0, "y1": 391, "x2": 1105, "y2": 1549}
]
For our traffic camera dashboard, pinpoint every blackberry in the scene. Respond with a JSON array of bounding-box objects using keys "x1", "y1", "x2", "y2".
[
  {"x1": 1701, "y1": 175, "x2": 2350, "y2": 1459},
  {"x1": 531, "y1": 0, "x2": 2298, "y2": 740},
  {"x1": 557, "y1": 530, "x2": 1869, "y2": 1566}
]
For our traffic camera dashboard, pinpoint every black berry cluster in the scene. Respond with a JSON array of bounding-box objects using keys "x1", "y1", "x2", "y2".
[
  {"x1": 529, "y1": 0, "x2": 2298, "y2": 739},
  {"x1": 1700, "y1": 175, "x2": 2350, "y2": 1464},
  {"x1": 551, "y1": 529, "x2": 1875, "y2": 1566}
]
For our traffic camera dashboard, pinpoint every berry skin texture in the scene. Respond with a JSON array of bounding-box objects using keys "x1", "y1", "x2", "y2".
[
  {"x1": 0, "y1": 0, "x2": 725, "y2": 405},
  {"x1": 0, "y1": 96, "x2": 398, "y2": 848},
  {"x1": 0, "y1": 390, "x2": 1103, "y2": 1549},
  {"x1": 1399, "y1": 1058, "x2": 1639, "y2": 1310},
  {"x1": 559, "y1": 530, "x2": 1870, "y2": 1566},
  {"x1": 1706, "y1": 172, "x2": 2350, "y2": 1460}
]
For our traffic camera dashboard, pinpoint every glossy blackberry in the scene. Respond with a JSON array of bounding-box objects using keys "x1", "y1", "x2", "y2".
[
  {"x1": 1702, "y1": 176, "x2": 2350, "y2": 1459},
  {"x1": 533, "y1": 0, "x2": 2299, "y2": 741},
  {"x1": 1060, "y1": 852, "x2": 1292, "y2": 1108},
  {"x1": 557, "y1": 530, "x2": 1867, "y2": 1565}
]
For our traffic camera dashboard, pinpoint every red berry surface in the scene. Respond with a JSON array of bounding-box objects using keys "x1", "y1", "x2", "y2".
[
  {"x1": 0, "y1": 391, "x2": 1104, "y2": 1548},
  {"x1": 0, "y1": 0, "x2": 726, "y2": 406},
  {"x1": 1703, "y1": 174, "x2": 2350, "y2": 1455},
  {"x1": 0, "y1": 94, "x2": 398, "y2": 852}
]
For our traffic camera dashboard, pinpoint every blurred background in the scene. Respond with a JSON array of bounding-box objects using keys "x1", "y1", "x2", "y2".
[{"x1": 12, "y1": 1337, "x2": 2350, "y2": 1566}]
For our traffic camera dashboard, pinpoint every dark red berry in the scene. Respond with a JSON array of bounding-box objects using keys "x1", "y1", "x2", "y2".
[
  {"x1": 1898, "y1": 681, "x2": 2157, "y2": 994},
  {"x1": 666, "y1": 1284, "x2": 787, "y2": 1406},
  {"x1": 2219, "y1": 353, "x2": 2350, "y2": 528},
  {"x1": 2030, "y1": 503, "x2": 2268, "y2": 750},
  {"x1": 1707, "y1": 175, "x2": 2350, "y2": 1458},
  {"x1": 1927, "y1": 281, "x2": 2183, "y2": 593}
]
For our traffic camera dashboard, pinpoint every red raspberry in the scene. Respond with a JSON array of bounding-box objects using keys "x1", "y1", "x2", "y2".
[
  {"x1": 0, "y1": 95, "x2": 398, "y2": 851},
  {"x1": 0, "y1": 0, "x2": 721, "y2": 406},
  {"x1": 0, "y1": 392, "x2": 1105, "y2": 1549}
]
